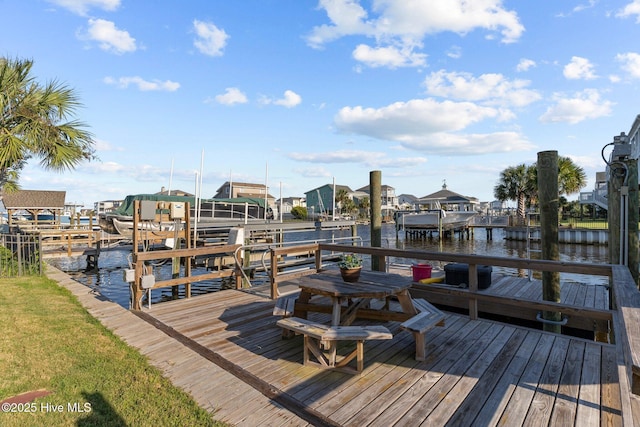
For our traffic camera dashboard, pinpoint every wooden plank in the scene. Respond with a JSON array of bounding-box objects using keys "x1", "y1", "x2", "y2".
[
  {"x1": 422, "y1": 325, "x2": 520, "y2": 425},
  {"x1": 277, "y1": 317, "x2": 329, "y2": 340},
  {"x1": 600, "y1": 344, "x2": 624, "y2": 426},
  {"x1": 611, "y1": 264, "x2": 640, "y2": 394},
  {"x1": 447, "y1": 329, "x2": 539, "y2": 426},
  {"x1": 549, "y1": 340, "x2": 586, "y2": 426},
  {"x1": 336, "y1": 317, "x2": 469, "y2": 426},
  {"x1": 323, "y1": 325, "x2": 392, "y2": 341},
  {"x1": 521, "y1": 336, "x2": 571, "y2": 425},
  {"x1": 400, "y1": 309, "x2": 445, "y2": 334},
  {"x1": 481, "y1": 334, "x2": 555, "y2": 426},
  {"x1": 575, "y1": 342, "x2": 602, "y2": 426},
  {"x1": 390, "y1": 323, "x2": 506, "y2": 426},
  {"x1": 273, "y1": 295, "x2": 298, "y2": 317},
  {"x1": 367, "y1": 321, "x2": 496, "y2": 426}
]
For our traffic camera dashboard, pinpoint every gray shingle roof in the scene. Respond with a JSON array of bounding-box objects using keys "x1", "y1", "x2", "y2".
[{"x1": 1, "y1": 190, "x2": 66, "y2": 209}]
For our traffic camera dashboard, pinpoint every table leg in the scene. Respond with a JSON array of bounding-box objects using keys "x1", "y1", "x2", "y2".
[
  {"x1": 294, "y1": 290, "x2": 312, "y2": 319},
  {"x1": 397, "y1": 289, "x2": 417, "y2": 315},
  {"x1": 331, "y1": 297, "x2": 342, "y2": 326}
]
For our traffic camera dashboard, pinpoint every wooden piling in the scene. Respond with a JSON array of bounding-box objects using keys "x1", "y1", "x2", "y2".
[
  {"x1": 538, "y1": 150, "x2": 561, "y2": 333},
  {"x1": 370, "y1": 170, "x2": 383, "y2": 271}
]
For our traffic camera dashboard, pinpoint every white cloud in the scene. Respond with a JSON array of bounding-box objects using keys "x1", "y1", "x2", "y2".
[
  {"x1": 47, "y1": 0, "x2": 120, "y2": 16},
  {"x1": 352, "y1": 44, "x2": 427, "y2": 68},
  {"x1": 289, "y1": 150, "x2": 427, "y2": 168},
  {"x1": 215, "y1": 87, "x2": 248, "y2": 105},
  {"x1": 193, "y1": 20, "x2": 229, "y2": 57},
  {"x1": 539, "y1": 89, "x2": 614, "y2": 124},
  {"x1": 305, "y1": 0, "x2": 373, "y2": 48},
  {"x1": 400, "y1": 131, "x2": 534, "y2": 155},
  {"x1": 446, "y1": 45, "x2": 462, "y2": 59},
  {"x1": 103, "y1": 76, "x2": 180, "y2": 91},
  {"x1": 93, "y1": 138, "x2": 124, "y2": 152},
  {"x1": 335, "y1": 98, "x2": 499, "y2": 138},
  {"x1": 563, "y1": 56, "x2": 597, "y2": 80},
  {"x1": 85, "y1": 18, "x2": 136, "y2": 54},
  {"x1": 516, "y1": 58, "x2": 536, "y2": 72},
  {"x1": 424, "y1": 70, "x2": 541, "y2": 107},
  {"x1": 261, "y1": 90, "x2": 302, "y2": 108},
  {"x1": 294, "y1": 167, "x2": 332, "y2": 178},
  {"x1": 617, "y1": 1, "x2": 640, "y2": 23},
  {"x1": 85, "y1": 161, "x2": 126, "y2": 174},
  {"x1": 306, "y1": 0, "x2": 525, "y2": 67},
  {"x1": 616, "y1": 52, "x2": 640, "y2": 79},
  {"x1": 332, "y1": 96, "x2": 534, "y2": 155}
]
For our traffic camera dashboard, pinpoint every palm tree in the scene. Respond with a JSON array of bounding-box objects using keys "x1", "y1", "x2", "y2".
[
  {"x1": 557, "y1": 156, "x2": 587, "y2": 196},
  {"x1": 493, "y1": 164, "x2": 535, "y2": 224},
  {"x1": 335, "y1": 188, "x2": 349, "y2": 215},
  {"x1": 358, "y1": 196, "x2": 370, "y2": 219},
  {"x1": 0, "y1": 57, "x2": 95, "y2": 193},
  {"x1": 495, "y1": 157, "x2": 586, "y2": 224}
]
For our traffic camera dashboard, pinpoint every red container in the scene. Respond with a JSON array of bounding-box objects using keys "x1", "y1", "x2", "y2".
[{"x1": 411, "y1": 264, "x2": 432, "y2": 281}]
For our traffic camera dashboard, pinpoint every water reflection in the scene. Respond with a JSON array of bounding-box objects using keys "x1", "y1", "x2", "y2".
[{"x1": 48, "y1": 224, "x2": 610, "y2": 309}]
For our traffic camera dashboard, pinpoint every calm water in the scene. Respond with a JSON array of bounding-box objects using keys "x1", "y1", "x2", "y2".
[{"x1": 48, "y1": 224, "x2": 610, "y2": 309}]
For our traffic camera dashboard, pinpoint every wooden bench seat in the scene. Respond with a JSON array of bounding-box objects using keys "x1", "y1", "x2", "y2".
[
  {"x1": 273, "y1": 295, "x2": 297, "y2": 317},
  {"x1": 401, "y1": 298, "x2": 445, "y2": 361},
  {"x1": 276, "y1": 317, "x2": 392, "y2": 374}
]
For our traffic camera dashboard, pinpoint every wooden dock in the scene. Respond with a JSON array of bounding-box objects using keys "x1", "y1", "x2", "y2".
[
  {"x1": 138, "y1": 285, "x2": 629, "y2": 426},
  {"x1": 47, "y1": 242, "x2": 640, "y2": 425}
]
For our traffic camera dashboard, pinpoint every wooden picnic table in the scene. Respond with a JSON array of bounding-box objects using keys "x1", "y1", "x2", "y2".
[{"x1": 290, "y1": 269, "x2": 418, "y2": 326}]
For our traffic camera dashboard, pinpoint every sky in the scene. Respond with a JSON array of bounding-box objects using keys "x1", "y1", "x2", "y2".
[{"x1": 2, "y1": 0, "x2": 640, "y2": 210}]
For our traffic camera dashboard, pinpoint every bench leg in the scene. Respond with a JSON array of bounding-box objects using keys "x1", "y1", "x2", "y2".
[
  {"x1": 333, "y1": 340, "x2": 364, "y2": 373},
  {"x1": 303, "y1": 336, "x2": 332, "y2": 368},
  {"x1": 413, "y1": 332, "x2": 426, "y2": 361}
]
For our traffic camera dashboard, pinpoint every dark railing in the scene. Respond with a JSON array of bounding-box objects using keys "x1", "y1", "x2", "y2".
[{"x1": 0, "y1": 232, "x2": 42, "y2": 277}]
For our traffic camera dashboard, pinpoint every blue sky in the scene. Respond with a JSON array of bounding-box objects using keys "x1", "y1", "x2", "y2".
[{"x1": 2, "y1": 0, "x2": 640, "y2": 209}]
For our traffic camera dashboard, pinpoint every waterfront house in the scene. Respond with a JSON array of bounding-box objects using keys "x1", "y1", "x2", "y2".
[
  {"x1": 214, "y1": 181, "x2": 275, "y2": 204},
  {"x1": 397, "y1": 194, "x2": 419, "y2": 211},
  {"x1": 418, "y1": 182, "x2": 480, "y2": 212},
  {"x1": 94, "y1": 199, "x2": 122, "y2": 216},
  {"x1": 156, "y1": 186, "x2": 194, "y2": 197},
  {"x1": 579, "y1": 114, "x2": 640, "y2": 214},
  {"x1": 278, "y1": 197, "x2": 306, "y2": 218},
  {"x1": 357, "y1": 184, "x2": 398, "y2": 219},
  {"x1": 305, "y1": 184, "x2": 352, "y2": 219}
]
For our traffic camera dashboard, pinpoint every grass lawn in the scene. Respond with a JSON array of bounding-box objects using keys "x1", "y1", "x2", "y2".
[{"x1": 0, "y1": 275, "x2": 228, "y2": 427}]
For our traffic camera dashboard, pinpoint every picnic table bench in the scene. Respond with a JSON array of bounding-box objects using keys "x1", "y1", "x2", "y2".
[{"x1": 277, "y1": 317, "x2": 392, "y2": 374}]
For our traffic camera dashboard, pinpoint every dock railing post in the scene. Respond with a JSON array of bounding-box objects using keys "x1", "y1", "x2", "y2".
[{"x1": 468, "y1": 263, "x2": 478, "y2": 319}]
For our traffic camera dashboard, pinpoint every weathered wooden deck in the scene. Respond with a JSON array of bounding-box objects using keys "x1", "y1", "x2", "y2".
[{"x1": 140, "y1": 284, "x2": 626, "y2": 426}]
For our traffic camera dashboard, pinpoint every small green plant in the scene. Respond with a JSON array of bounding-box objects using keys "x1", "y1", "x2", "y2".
[{"x1": 338, "y1": 253, "x2": 362, "y2": 269}]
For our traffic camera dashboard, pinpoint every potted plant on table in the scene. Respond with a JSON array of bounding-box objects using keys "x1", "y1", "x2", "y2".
[{"x1": 338, "y1": 253, "x2": 363, "y2": 282}]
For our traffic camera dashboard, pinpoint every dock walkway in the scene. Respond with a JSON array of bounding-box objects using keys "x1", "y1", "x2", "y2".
[
  {"x1": 48, "y1": 261, "x2": 638, "y2": 425},
  {"x1": 46, "y1": 265, "x2": 309, "y2": 426}
]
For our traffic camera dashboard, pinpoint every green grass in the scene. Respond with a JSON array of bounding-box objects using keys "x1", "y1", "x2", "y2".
[{"x1": 0, "y1": 275, "x2": 228, "y2": 427}]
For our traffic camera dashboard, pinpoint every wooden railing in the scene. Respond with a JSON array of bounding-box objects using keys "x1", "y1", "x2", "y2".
[
  {"x1": 38, "y1": 229, "x2": 102, "y2": 258},
  {"x1": 131, "y1": 244, "x2": 241, "y2": 310},
  {"x1": 611, "y1": 264, "x2": 640, "y2": 394}
]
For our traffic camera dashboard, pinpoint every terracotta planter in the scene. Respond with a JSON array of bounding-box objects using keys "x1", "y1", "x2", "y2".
[{"x1": 340, "y1": 267, "x2": 361, "y2": 282}]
